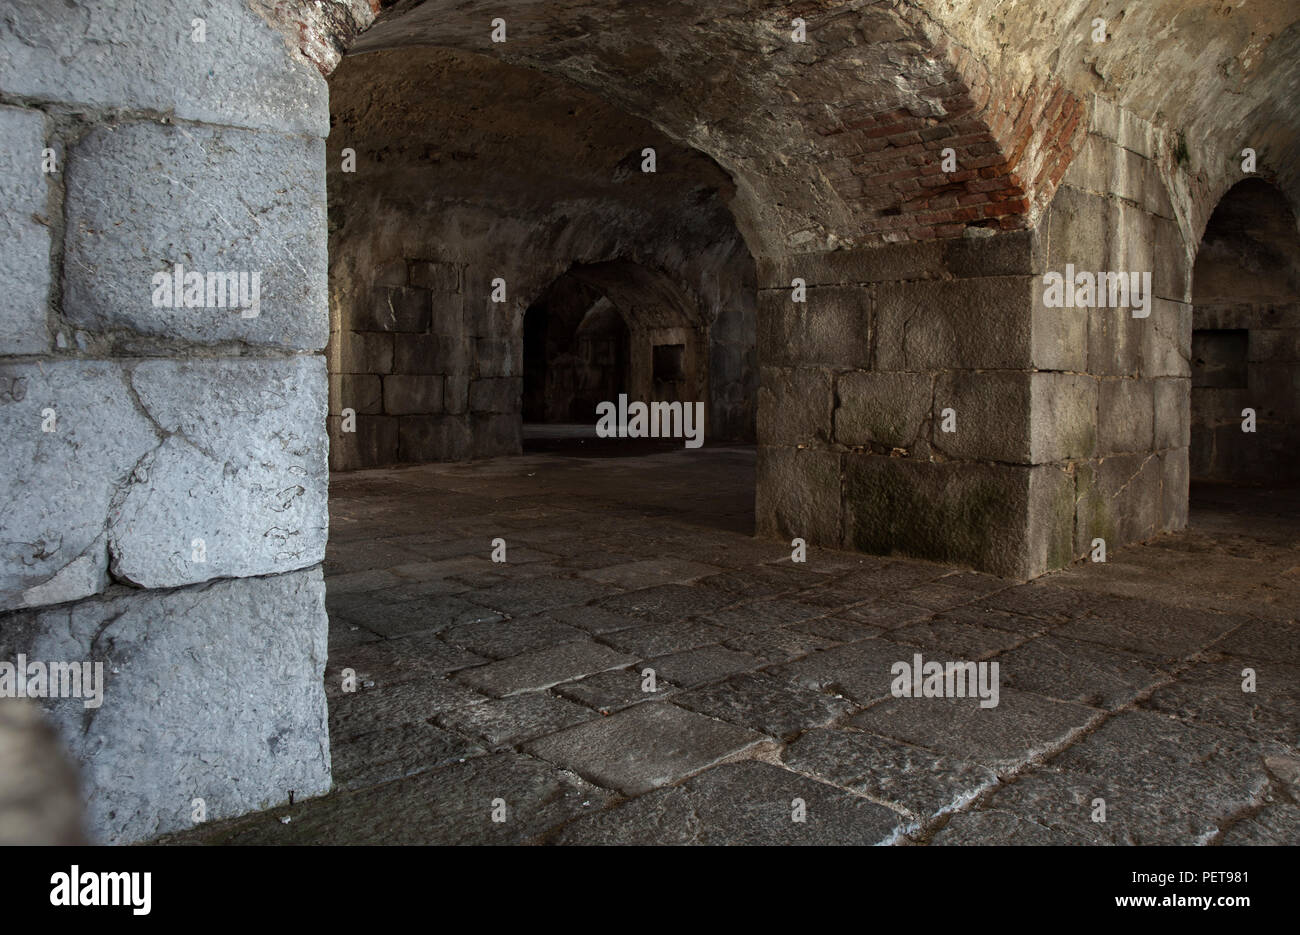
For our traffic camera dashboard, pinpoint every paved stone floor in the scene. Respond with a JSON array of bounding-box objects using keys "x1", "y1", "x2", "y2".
[{"x1": 166, "y1": 446, "x2": 1300, "y2": 845}]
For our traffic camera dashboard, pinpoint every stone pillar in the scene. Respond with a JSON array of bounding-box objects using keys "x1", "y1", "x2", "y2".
[
  {"x1": 756, "y1": 97, "x2": 1192, "y2": 581},
  {"x1": 756, "y1": 232, "x2": 1082, "y2": 580},
  {"x1": 0, "y1": 1, "x2": 332, "y2": 843}
]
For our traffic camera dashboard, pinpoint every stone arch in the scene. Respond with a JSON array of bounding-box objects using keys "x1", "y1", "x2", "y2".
[
  {"x1": 1190, "y1": 178, "x2": 1300, "y2": 484},
  {"x1": 520, "y1": 260, "x2": 711, "y2": 431}
]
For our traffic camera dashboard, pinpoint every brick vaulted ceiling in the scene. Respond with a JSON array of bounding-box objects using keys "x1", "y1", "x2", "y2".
[{"x1": 252, "y1": 0, "x2": 1300, "y2": 255}]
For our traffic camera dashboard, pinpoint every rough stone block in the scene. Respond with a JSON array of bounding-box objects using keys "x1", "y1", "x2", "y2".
[
  {"x1": 475, "y1": 338, "x2": 518, "y2": 377},
  {"x1": 444, "y1": 376, "x2": 469, "y2": 415},
  {"x1": 755, "y1": 446, "x2": 840, "y2": 547},
  {"x1": 409, "y1": 260, "x2": 459, "y2": 293},
  {"x1": 758, "y1": 286, "x2": 869, "y2": 368},
  {"x1": 0, "y1": 0, "x2": 329, "y2": 136},
  {"x1": 943, "y1": 229, "x2": 1043, "y2": 278},
  {"x1": 1142, "y1": 298, "x2": 1192, "y2": 377},
  {"x1": 0, "y1": 567, "x2": 331, "y2": 844},
  {"x1": 1044, "y1": 184, "x2": 1109, "y2": 273},
  {"x1": 328, "y1": 413, "x2": 398, "y2": 472},
  {"x1": 523, "y1": 702, "x2": 768, "y2": 796},
  {"x1": 766, "y1": 239, "x2": 943, "y2": 288},
  {"x1": 394, "y1": 333, "x2": 468, "y2": 375},
  {"x1": 1089, "y1": 305, "x2": 1144, "y2": 377},
  {"x1": 0, "y1": 106, "x2": 51, "y2": 355},
  {"x1": 933, "y1": 371, "x2": 1096, "y2": 464},
  {"x1": 104, "y1": 356, "x2": 327, "y2": 588},
  {"x1": 1160, "y1": 447, "x2": 1189, "y2": 532},
  {"x1": 1074, "y1": 454, "x2": 1163, "y2": 556},
  {"x1": 875, "y1": 277, "x2": 1035, "y2": 370},
  {"x1": 337, "y1": 332, "x2": 393, "y2": 375},
  {"x1": 369, "y1": 286, "x2": 431, "y2": 333},
  {"x1": 398, "y1": 415, "x2": 472, "y2": 462},
  {"x1": 842, "y1": 456, "x2": 1073, "y2": 579},
  {"x1": 472, "y1": 413, "x2": 521, "y2": 457},
  {"x1": 1153, "y1": 377, "x2": 1190, "y2": 450},
  {"x1": 1152, "y1": 216, "x2": 1191, "y2": 302},
  {"x1": 457, "y1": 641, "x2": 636, "y2": 697},
  {"x1": 1097, "y1": 378, "x2": 1154, "y2": 454},
  {"x1": 329, "y1": 373, "x2": 381, "y2": 415},
  {"x1": 758, "y1": 367, "x2": 832, "y2": 446},
  {"x1": 63, "y1": 121, "x2": 327, "y2": 349},
  {"x1": 469, "y1": 377, "x2": 520, "y2": 414},
  {"x1": 383, "y1": 374, "x2": 443, "y2": 415},
  {"x1": 834, "y1": 370, "x2": 931, "y2": 450},
  {"x1": 0, "y1": 360, "x2": 157, "y2": 611}
]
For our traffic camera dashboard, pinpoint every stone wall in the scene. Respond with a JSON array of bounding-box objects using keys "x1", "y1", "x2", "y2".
[{"x1": 0, "y1": 0, "x2": 332, "y2": 843}]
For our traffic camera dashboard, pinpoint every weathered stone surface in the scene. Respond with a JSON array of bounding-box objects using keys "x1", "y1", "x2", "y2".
[
  {"x1": 985, "y1": 710, "x2": 1271, "y2": 844},
  {"x1": 1073, "y1": 454, "x2": 1164, "y2": 558},
  {"x1": 63, "y1": 121, "x2": 327, "y2": 348},
  {"x1": 0, "y1": 106, "x2": 50, "y2": 356},
  {"x1": 383, "y1": 374, "x2": 443, "y2": 415},
  {"x1": 0, "y1": 567, "x2": 331, "y2": 844},
  {"x1": 0, "y1": 360, "x2": 157, "y2": 610},
  {"x1": 755, "y1": 446, "x2": 840, "y2": 546},
  {"x1": 331, "y1": 722, "x2": 485, "y2": 791},
  {"x1": 456, "y1": 641, "x2": 636, "y2": 697},
  {"x1": 842, "y1": 456, "x2": 1074, "y2": 579},
  {"x1": 336, "y1": 332, "x2": 394, "y2": 375},
  {"x1": 834, "y1": 371, "x2": 931, "y2": 449},
  {"x1": 675, "y1": 672, "x2": 855, "y2": 741},
  {"x1": 106, "y1": 357, "x2": 328, "y2": 589},
  {"x1": 434, "y1": 692, "x2": 598, "y2": 747},
  {"x1": 394, "y1": 333, "x2": 468, "y2": 374},
  {"x1": 998, "y1": 634, "x2": 1171, "y2": 710},
  {"x1": 875, "y1": 277, "x2": 1034, "y2": 370},
  {"x1": 0, "y1": 0, "x2": 329, "y2": 136},
  {"x1": 1139, "y1": 658, "x2": 1300, "y2": 750},
  {"x1": 929, "y1": 808, "x2": 1089, "y2": 845},
  {"x1": 328, "y1": 677, "x2": 485, "y2": 742},
  {"x1": 442, "y1": 614, "x2": 587, "y2": 659},
  {"x1": 849, "y1": 689, "x2": 1100, "y2": 770},
  {"x1": 368, "y1": 286, "x2": 431, "y2": 333},
  {"x1": 602, "y1": 620, "x2": 739, "y2": 658},
  {"x1": 551, "y1": 760, "x2": 900, "y2": 845},
  {"x1": 767, "y1": 638, "x2": 914, "y2": 705},
  {"x1": 524, "y1": 702, "x2": 768, "y2": 795},
  {"x1": 171, "y1": 752, "x2": 610, "y2": 845},
  {"x1": 1097, "y1": 378, "x2": 1154, "y2": 454},
  {"x1": 932, "y1": 371, "x2": 1096, "y2": 463},
  {"x1": 785, "y1": 728, "x2": 997, "y2": 821},
  {"x1": 554, "y1": 666, "x2": 678, "y2": 714},
  {"x1": 758, "y1": 367, "x2": 833, "y2": 446},
  {"x1": 645, "y1": 645, "x2": 761, "y2": 688},
  {"x1": 468, "y1": 377, "x2": 520, "y2": 414},
  {"x1": 329, "y1": 373, "x2": 381, "y2": 414},
  {"x1": 758, "y1": 286, "x2": 869, "y2": 368}
]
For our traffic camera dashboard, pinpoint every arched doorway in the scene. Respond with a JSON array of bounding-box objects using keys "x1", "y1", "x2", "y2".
[
  {"x1": 519, "y1": 260, "x2": 713, "y2": 452},
  {"x1": 1190, "y1": 179, "x2": 1300, "y2": 485}
]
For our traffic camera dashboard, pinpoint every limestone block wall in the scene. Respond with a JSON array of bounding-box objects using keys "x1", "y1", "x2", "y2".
[
  {"x1": 1038, "y1": 99, "x2": 1193, "y2": 556},
  {"x1": 0, "y1": 1, "x2": 332, "y2": 843}
]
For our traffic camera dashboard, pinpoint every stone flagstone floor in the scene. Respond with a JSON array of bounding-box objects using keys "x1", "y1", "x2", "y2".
[{"x1": 165, "y1": 446, "x2": 1300, "y2": 845}]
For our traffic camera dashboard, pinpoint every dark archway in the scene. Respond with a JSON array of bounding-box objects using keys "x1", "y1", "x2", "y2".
[{"x1": 1190, "y1": 179, "x2": 1300, "y2": 485}]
